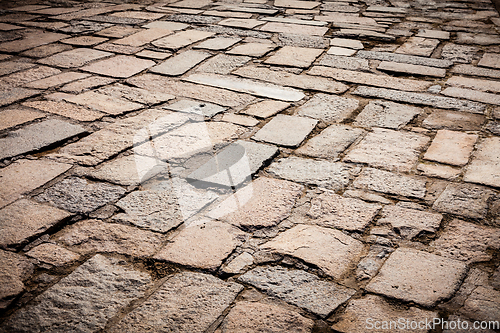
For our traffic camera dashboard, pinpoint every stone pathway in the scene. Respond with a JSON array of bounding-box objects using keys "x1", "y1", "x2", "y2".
[{"x1": 0, "y1": 0, "x2": 500, "y2": 332}]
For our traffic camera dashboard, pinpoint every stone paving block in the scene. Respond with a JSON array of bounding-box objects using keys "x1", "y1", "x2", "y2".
[
  {"x1": 417, "y1": 163, "x2": 461, "y2": 180},
  {"x1": 208, "y1": 177, "x2": 302, "y2": 229},
  {"x1": 309, "y1": 66, "x2": 432, "y2": 92},
  {"x1": 240, "y1": 266, "x2": 355, "y2": 318},
  {"x1": 227, "y1": 42, "x2": 277, "y2": 57},
  {"x1": 264, "y1": 46, "x2": 323, "y2": 68},
  {"x1": 332, "y1": 295, "x2": 438, "y2": 333},
  {"x1": 307, "y1": 191, "x2": 382, "y2": 231},
  {"x1": 432, "y1": 219, "x2": 500, "y2": 263},
  {"x1": 416, "y1": 29, "x2": 450, "y2": 39},
  {"x1": 109, "y1": 272, "x2": 243, "y2": 333},
  {"x1": 441, "y1": 87, "x2": 500, "y2": 106},
  {"x1": 441, "y1": 43, "x2": 478, "y2": 63},
  {"x1": 253, "y1": 114, "x2": 317, "y2": 147},
  {"x1": 154, "y1": 219, "x2": 247, "y2": 270},
  {"x1": 0, "y1": 159, "x2": 71, "y2": 208},
  {"x1": 0, "y1": 61, "x2": 35, "y2": 76},
  {"x1": 97, "y1": 83, "x2": 175, "y2": 105},
  {"x1": 462, "y1": 286, "x2": 500, "y2": 323},
  {"x1": 221, "y1": 301, "x2": 314, "y2": 333},
  {"x1": 366, "y1": 247, "x2": 467, "y2": 307},
  {"x1": 110, "y1": 11, "x2": 165, "y2": 20},
  {"x1": 395, "y1": 36, "x2": 440, "y2": 56},
  {"x1": 0, "y1": 31, "x2": 67, "y2": 53},
  {"x1": 24, "y1": 100, "x2": 103, "y2": 121},
  {"x1": 0, "y1": 199, "x2": 71, "y2": 249},
  {"x1": 60, "y1": 75, "x2": 117, "y2": 93},
  {"x1": 150, "y1": 50, "x2": 210, "y2": 76},
  {"x1": 143, "y1": 20, "x2": 189, "y2": 30},
  {"x1": 296, "y1": 93, "x2": 359, "y2": 123},
  {"x1": 218, "y1": 18, "x2": 263, "y2": 29},
  {"x1": 464, "y1": 137, "x2": 500, "y2": 188},
  {"x1": 0, "y1": 65, "x2": 61, "y2": 87},
  {"x1": 423, "y1": 109, "x2": 485, "y2": 131},
  {"x1": 114, "y1": 28, "x2": 173, "y2": 47},
  {"x1": 259, "y1": 22, "x2": 328, "y2": 36},
  {"x1": 194, "y1": 36, "x2": 241, "y2": 50},
  {"x1": 0, "y1": 107, "x2": 44, "y2": 131},
  {"x1": 96, "y1": 25, "x2": 142, "y2": 38},
  {"x1": 357, "y1": 50, "x2": 453, "y2": 68},
  {"x1": 332, "y1": 28, "x2": 396, "y2": 41},
  {"x1": 261, "y1": 224, "x2": 364, "y2": 279},
  {"x1": 456, "y1": 32, "x2": 500, "y2": 45},
  {"x1": 60, "y1": 35, "x2": 107, "y2": 46},
  {"x1": 327, "y1": 46, "x2": 356, "y2": 56},
  {"x1": 221, "y1": 251, "x2": 254, "y2": 275},
  {"x1": 94, "y1": 42, "x2": 143, "y2": 55},
  {"x1": 274, "y1": 0, "x2": 320, "y2": 9},
  {"x1": 432, "y1": 183, "x2": 494, "y2": 219},
  {"x1": 277, "y1": 33, "x2": 328, "y2": 48},
  {"x1": 196, "y1": 54, "x2": 250, "y2": 74},
  {"x1": 423, "y1": 130, "x2": 477, "y2": 166},
  {"x1": 63, "y1": 91, "x2": 143, "y2": 115},
  {"x1": 164, "y1": 99, "x2": 225, "y2": 117},
  {"x1": 20, "y1": 43, "x2": 73, "y2": 58},
  {"x1": 268, "y1": 156, "x2": 358, "y2": 190},
  {"x1": 0, "y1": 250, "x2": 33, "y2": 309},
  {"x1": 25, "y1": 71, "x2": 90, "y2": 89},
  {"x1": 152, "y1": 29, "x2": 215, "y2": 49},
  {"x1": 0, "y1": 87, "x2": 37, "y2": 106},
  {"x1": 452, "y1": 64, "x2": 500, "y2": 80},
  {"x1": 478, "y1": 52, "x2": 500, "y2": 69},
  {"x1": 353, "y1": 100, "x2": 421, "y2": 129},
  {"x1": 136, "y1": 50, "x2": 172, "y2": 60},
  {"x1": 344, "y1": 128, "x2": 429, "y2": 172},
  {"x1": 185, "y1": 73, "x2": 305, "y2": 101},
  {"x1": 331, "y1": 37, "x2": 364, "y2": 49},
  {"x1": 0, "y1": 254, "x2": 152, "y2": 332},
  {"x1": 353, "y1": 86, "x2": 486, "y2": 113},
  {"x1": 378, "y1": 60, "x2": 446, "y2": 77},
  {"x1": 81, "y1": 55, "x2": 155, "y2": 78},
  {"x1": 446, "y1": 76, "x2": 500, "y2": 94},
  {"x1": 353, "y1": 167, "x2": 427, "y2": 199},
  {"x1": 317, "y1": 54, "x2": 371, "y2": 71},
  {"x1": 38, "y1": 47, "x2": 113, "y2": 68},
  {"x1": 241, "y1": 100, "x2": 290, "y2": 118},
  {"x1": 222, "y1": 113, "x2": 258, "y2": 126},
  {"x1": 26, "y1": 243, "x2": 80, "y2": 266},
  {"x1": 296, "y1": 124, "x2": 364, "y2": 159}
]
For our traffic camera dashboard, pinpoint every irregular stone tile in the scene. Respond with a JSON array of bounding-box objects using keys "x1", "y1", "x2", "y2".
[
  {"x1": 222, "y1": 252, "x2": 254, "y2": 275},
  {"x1": 353, "y1": 86, "x2": 486, "y2": 113},
  {"x1": 143, "y1": 20, "x2": 189, "y2": 30},
  {"x1": 464, "y1": 137, "x2": 500, "y2": 188},
  {"x1": 261, "y1": 225, "x2": 364, "y2": 279},
  {"x1": 0, "y1": 65, "x2": 60, "y2": 87},
  {"x1": 63, "y1": 91, "x2": 143, "y2": 115},
  {"x1": 208, "y1": 177, "x2": 302, "y2": 229},
  {"x1": 241, "y1": 100, "x2": 290, "y2": 118},
  {"x1": 268, "y1": 156, "x2": 358, "y2": 190},
  {"x1": 296, "y1": 93, "x2": 359, "y2": 123},
  {"x1": 212, "y1": 4, "x2": 278, "y2": 15},
  {"x1": 203, "y1": 10, "x2": 254, "y2": 18},
  {"x1": 264, "y1": 46, "x2": 323, "y2": 68},
  {"x1": 395, "y1": 36, "x2": 440, "y2": 56},
  {"x1": 378, "y1": 60, "x2": 446, "y2": 77},
  {"x1": 432, "y1": 183, "x2": 494, "y2": 219},
  {"x1": 456, "y1": 32, "x2": 500, "y2": 46},
  {"x1": 239, "y1": 266, "x2": 354, "y2": 317},
  {"x1": 25, "y1": 72, "x2": 90, "y2": 89},
  {"x1": 97, "y1": 83, "x2": 174, "y2": 105},
  {"x1": 0, "y1": 159, "x2": 71, "y2": 209},
  {"x1": 53, "y1": 4, "x2": 141, "y2": 21},
  {"x1": 462, "y1": 287, "x2": 500, "y2": 322},
  {"x1": 234, "y1": 65, "x2": 349, "y2": 94},
  {"x1": 26, "y1": 243, "x2": 80, "y2": 266},
  {"x1": 416, "y1": 29, "x2": 450, "y2": 39},
  {"x1": 277, "y1": 33, "x2": 328, "y2": 48},
  {"x1": 259, "y1": 22, "x2": 328, "y2": 36},
  {"x1": 307, "y1": 192, "x2": 381, "y2": 231},
  {"x1": 441, "y1": 87, "x2": 500, "y2": 106},
  {"x1": 218, "y1": 18, "x2": 263, "y2": 29},
  {"x1": 187, "y1": 140, "x2": 278, "y2": 188},
  {"x1": 332, "y1": 28, "x2": 396, "y2": 42},
  {"x1": 60, "y1": 35, "x2": 107, "y2": 46},
  {"x1": 222, "y1": 113, "x2": 258, "y2": 126},
  {"x1": 227, "y1": 42, "x2": 277, "y2": 57},
  {"x1": 0, "y1": 250, "x2": 33, "y2": 309},
  {"x1": 331, "y1": 37, "x2": 364, "y2": 49},
  {"x1": 25, "y1": 100, "x2": 102, "y2": 121},
  {"x1": 308, "y1": 66, "x2": 432, "y2": 91},
  {"x1": 20, "y1": 43, "x2": 72, "y2": 58},
  {"x1": 366, "y1": 247, "x2": 467, "y2": 307},
  {"x1": 0, "y1": 199, "x2": 71, "y2": 249},
  {"x1": 432, "y1": 219, "x2": 500, "y2": 263},
  {"x1": 441, "y1": 43, "x2": 478, "y2": 63},
  {"x1": 446, "y1": 76, "x2": 500, "y2": 94},
  {"x1": 422, "y1": 109, "x2": 485, "y2": 131},
  {"x1": 185, "y1": 73, "x2": 305, "y2": 101},
  {"x1": 38, "y1": 48, "x2": 113, "y2": 68},
  {"x1": 60, "y1": 75, "x2": 117, "y2": 94},
  {"x1": 0, "y1": 31, "x2": 67, "y2": 53},
  {"x1": 0, "y1": 61, "x2": 35, "y2": 76},
  {"x1": 152, "y1": 29, "x2": 215, "y2": 49},
  {"x1": 136, "y1": 50, "x2": 172, "y2": 60},
  {"x1": 478, "y1": 52, "x2": 500, "y2": 69},
  {"x1": 150, "y1": 50, "x2": 210, "y2": 76},
  {"x1": 357, "y1": 50, "x2": 453, "y2": 68},
  {"x1": 327, "y1": 46, "x2": 356, "y2": 56},
  {"x1": 94, "y1": 42, "x2": 143, "y2": 55},
  {"x1": 417, "y1": 163, "x2": 461, "y2": 180},
  {"x1": 1, "y1": 254, "x2": 151, "y2": 331},
  {"x1": 0, "y1": 87, "x2": 40, "y2": 107},
  {"x1": 221, "y1": 301, "x2": 314, "y2": 333},
  {"x1": 317, "y1": 54, "x2": 370, "y2": 71},
  {"x1": 377, "y1": 205, "x2": 442, "y2": 240},
  {"x1": 353, "y1": 167, "x2": 427, "y2": 199},
  {"x1": 114, "y1": 28, "x2": 173, "y2": 47},
  {"x1": 81, "y1": 55, "x2": 155, "y2": 78},
  {"x1": 96, "y1": 25, "x2": 142, "y2": 38},
  {"x1": 274, "y1": 0, "x2": 320, "y2": 9},
  {"x1": 332, "y1": 295, "x2": 438, "y2": 333},
  {"x1": 451, "y1": 64, "x2": 500, "y2": 80},
  {"x1": 0, "y1": 107, "x2": 44, "y2": 131},
  {"x1": 424, "y1": 130, "x2": 477, "y2": 166},
  {"x1": 253, "y1": 114, "x2": 317, "y2": 147},
  {"x1": 194, "y1": 36, "x2": 241, "y2": 50},
  {"x1": 353, "y1": 100, "x2": 421, "y2": 129},
  {"x1": 109, "y1": 272, "x2": 242, "y2": 333},
  {"x1": 164, "y1": 99, "x2": 225, "y2": 117},
  {"x1": 344, "y1": 128, "x2": 429, "y2": 172},
  {"x1": 296, "y1": 124, "x2": 364, "y2": 159}
]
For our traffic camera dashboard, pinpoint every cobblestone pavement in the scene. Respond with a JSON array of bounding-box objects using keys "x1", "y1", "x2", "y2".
[{"x1": 1, "y1": 0, "x2": 500, "y2": 332}]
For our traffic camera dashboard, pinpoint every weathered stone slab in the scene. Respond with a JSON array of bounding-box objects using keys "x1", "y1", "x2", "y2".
[
  {"x1": 0, "y1": 31, "x2": 67, "y2": 53},
  {"x1": 259, "y1": 22, "x2": 328, "y2": 36},
  {"x1": 417, "y1": 163, "x2": 461, "y2": 180},
  {"x1": 424, "y1": 130, "x2": 477, "y2": 166},
  {"x1": 81, "y1": 55, "x2": 155, "y2": 78},
  {"x1": 462, "y1": 287, "x2": 500, "y2": 322},
  {"x1": 456, "y1": 32, "x2": 500, "y2": 46},
  {"x1": 218, "y1": 18, "x2": 264, "y2": 29},
  {"x1": 296, "y1": 93, "x2": 359, "y2": 123},
  {"x1": 222, "y1": 113, "x2": 259, "y2": 126},
  {"x1": 241, "y1": 100, "x2": 289, "y2": 118},
  {"x1": 136, "y1": 50, "x2": 172, "y2": 60},
  {"x1": 194, "y1": 36, "x2": 241, "y2": 50},
  {"x1": 227, "y1": 42, "x2": 277, "y2": 57},
  {"x1": 357, "y1": 50, "x2": 453, "y2": 68},
  {"x1": 395, "y1": 37, "x2": 440, "y2": 56},
  {"x1": 0, "y1": 87, "x2": 40, "y2": 107},
  {"x1": 478, "y1": 52, "x2": 500, "y2": 69},
  {"x1": 152, "y1": 29, "x2": 215, "y2": 49},
  {"x1": 446, "y1": 76, "x2": 500, "y2": 94},
  {"x1": 94, "y1": 42, "x2": 143, "y2": 55},
  {"x1": 327, "y1": 46, "x2": 356, "y2": 56},
  {"x1": 60, "y1": 75, "x2": 117, "y2": 94},
  {"x1": 451, "y1": 64, "x2": 500, "y2": 80},
  {"x1": 332, "y1": 28, "x2": 396, "y2": 41},
  {"x1": 96, "y1": 25, "x2": 142, "y2": 38},
  {"x1": 63, "y1": 91, "x2": 143, "y2": 115},
  {"x1": 377, "y1": 205, "x2": 442, "y2": 240},
  {"x1": 353, "y1": 86, "x2": 486, "y2": 113},
  {"x1": 97, "y1": 83, "x2": 175, "y2": 105},
  {"x1": 38, "y1": 48, "x2": 113, "y2": 68},
  {"x1": 109, "y1": 272, "x2": 242, "y2": 333},
  {"x1": 150, "y1": 50, "x2": 210, "y2": 76},
  {"x1": 164, "y1": 99, "x2": 225, "y2": 117},
  {"x1": 0, "y1": 61, "x2": 35, "y2": 76},
  {"x1": 416, "y1": 29, "x2": 450, "y2": 39},
  {"x1": 253, "y1": 114, "x2": 317, "y2": 147},
  {"x1": 1, "y1": 254, "x2": 151, "y2": 332},
  {"x1": 143, "y1": 21, "x2": 189, "y2": 30},
  {"x1": 0, "y1": 159, "x2": 71, "y2": 208},
  {"x1": 353, "y1": 167, "x2": 427, "y2": 199},
  {"x1": 464, "y1": 137, "x2": 500, "y2": 188},
  {"x1": 353, "y1": 100, "x2": 421, "y2": 129},
  {"x1": 264, "y1": 46, "x2": 323, "y2": 68},
  {"x1": 441, "y1": 43, "x2": 478, "y2": 63},
  {"x1": 441, "y1": 87, "x2": 500, "y2": 106},
  {"x1": 195, "y1": 54, "x2": 249, "y2": 74},
  {"x1": 26, "y1": 243, "x2": 80, "y2": 267},
  {"x1": 25, "y1": 72, "x2": 90, "y2": 89},
  {"x1": 0, "y1": 250, "x2": 33, "y2": 309},
  {"x1": 432, "y1": 183, "x2": 494, "y2": 219},
  {"x1": 114, "y1": 28, "x2": 173, "y2": 47},
  {"x1": 61, "y1": 36, "x2": 108, "y2": 46},
  {"x1": 239, "y1": 266, "x2": 355, "y2": 317},
  {"x1": 308, "y1": 66, "x2": 432, "y2": 91},
  {"x1": 422, "y1": 109, "x2": 485, "y2": 131},
  {"x1": 274, "y1": 0, "x2": 320, "y2": 9},
  {"x1": 366, "y1": 247, "x2": 467, "y2": 307},
  {"x1": 331, "y1": 37, "x2": 364, "y2": 49},
  {"x1": 378, "y1": 60, "x2": 446, "y2": 77},
  {"x1": 0, "y1": 107, "x2": 44, "y2": 131}
]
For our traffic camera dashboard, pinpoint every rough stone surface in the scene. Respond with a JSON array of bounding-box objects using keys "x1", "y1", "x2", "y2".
[
  {"x1": 81, "y1": 55, "x2": 155, "y2": 78},
  {"x1": 150, "y1": 50, "x2": 211, "y2": 76},
  {"x1": 353, "y1": 100, "x2": 421, "y2": 129},
  {"x1": 241, "y1": 100, "x2": 290, "y2": 118},
  {"x1": 239, "y1": 266, "x2": 355, "y2": 317},
  {"x1": 432, "y1": 183, "x2": 494, "y2": 219},
  {"x1": 152, "y1": 29, "x2": 215, "y2": 49},
  {"x1": 395, "y1": 37, "x2": 440, "y2": 56},
  {"x1": 424, "y1": 130, "x2": 477, "y2": 166},
  {"x1": 378, "y1": 60, "x2": 446, "y2": 78},
  {"x1": 253, "y1": 114, "x2": 317, "y2": 147},
  {"x1": 164, "y1": 99, "x2": 226, "y2": 117},
  {"x1": 441, "y1": 87, "x2": 500, "y2": 106},
  {"x1": 296, "y1": 93, "x2": 359, "y2": 123},
  {"x1": 26, "y1": 243, "x2": 80, "y2": 266},
  {"x1": 441, "y1": 43, "x2": 479, "y2": 63},
  {"x1": 264, "y1": 46, "x2": 323, "y2": 68},
  {"x1": 228, "y1": 42, "x2": 277, "y2": 57},
  {"x1": 195, "y1": 54, "x2": 250, "y2": 75},
  {"x1": 0, "y1": 250, "x2": 33, "y2": 309},
  {"x1": 357, "y1": 50, "x2": 453, "y2": 68},
  {"x1": 0, "y1": 107, "x2": 45, "y2": 131},
  {"x1": 318, "y1": 54, "x2": 371, "y2": 71},
  {"x1": 63, "y1": 91, "x2": 143, "y2": 115},
  {"x1": 24, "y1": 100, "x2": 104, "y2": 122},
  {"x1": 422, "y1": 110, "x2": 485, "y2": 131},
  {"x1": 462, "y1": 286, "x2": 500, "y2": 322},
  {"x1": 464, "y1": 137, "x2": 500, "y2": 188},
  {"x1": 38, "y1": 48, "x2": 113, "y2": 68}
]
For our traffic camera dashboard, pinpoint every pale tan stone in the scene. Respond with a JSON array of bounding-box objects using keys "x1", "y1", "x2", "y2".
[
  {"x1": 0, "y1": 66, "x2": 61, "y2": 87},
  {"x1": 63, "y1": 91, "x2": 143, "y2": 115},
  {"x1": 353, "y1": 167, "x2": 427, "y2": 198},
  {"x1": 478, "y1": 52, "x2": 500, "y2": 69},
  {"x1": 38, "y1": 48, "x2": 113, "y2": 68},
  {"x1": 60, "y1": 75, "x2": 117, "y2": 94},
  {"x1": 241, "y1": 100, "x2": 290, "y2": 118},
  {"x1": 81, "y1": 55, "x2": 155, "y2": 78},
  {"x1": 227, "y1": 42, "x2": 277, "y2": 57},
  {"x1": 0, "y1": 250, "x2": 33, "y2": 309},
  {"x1": 25, "y1": 72, "x2": 90, "y2": 89},
  {"x1": 265, "y1": 46, "x2": 323, "y2": 68},
  {"x1": 150, "y1": 50, "x2": 211, "y2": 76},
  {"x1": 446, "y1": 76, "x2": 500, "y2": 94},
  {"x1": 378, "y1": 60, "x2": 446, "y2": 77},
  {"x1": 417, "y1": 163, "x2": 461, "y2": 180},
  {"x1": 114, "y1": 28, "x2": 173, "y2": 47},
  {"x1": 464, "y1": 137, "x2": 500, "y2": 187},
  {"x1": 296, "y1": 93, "x2": 359, "y2": 123},
  {"x1": 260, "y1": 22, "x2": 327, "y2": 36},
  {"x1": 0, "y1": 107, "x2": 44, "y2": 131},
  {"x1": 221, "y1": 113, "x2": 259, "y2": 126},
  {"x1": 0, "y1": 31, "x2": 67, "y2": 53},
  {"x1": 96, "y1": 25, "x2": 141, "y2": 38},
  {"x1": 60, "y1": 36, "x2": 107, "y2": 46},
  {"x1": 377, "y1": 205, "x2": 442, "y2": 240},
  {"x1": 462, "y1": 286, "x2": 500, "y2": 322},
  {"x1": 253, "y1": 114, "x2": 317, "y2": 147},
  {"x1": 152, "y1": 29, "x2": 215, "y2": 49},
  {"x1": 432, "y1": 183, "x2": 493, "y2": 219},
  {"x1": 274, "y1": 0, "x2": 320, "y2": 9},
  {"x1": 218, "y1": 18, "x2": 264, "y2": 29},
  {"x1": 424, "y1": 130, "x2": 478, "y2": 166},
  {"x1": 441, "y1": 87, "x2": 500, "y2": 105},
  {"x1": 395, "y1": 37, "x2": 440, "y2": 57},
  {"x1": 26, "y1": 243, "x2": 80, "y2": 266}
]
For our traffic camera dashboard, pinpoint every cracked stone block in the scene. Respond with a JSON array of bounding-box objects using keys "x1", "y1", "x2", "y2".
[
  {"x1": 109, "y1": 272, "x2": 243, "y2": 333},
  {"x1": 25, "y1": 72, "x2": 90, "y2": 89},
  {"x1": 432, "y1": 219, "x2": 500, "y2": 263},
  {"x1": 464, "y1": 137, "x2": 500, "y2": 188},
  {"x1": 164, "y1": 99, "x2": 226, "y2": 117},
  {"x1": 221, "y1": 113, "x2": 259, "y2": 127},
  {"x1": 416, "y1": 29, "x2": 450, "y2": 39},
  {"x1": 332, "y1": 295, "x2": 438, "y2": 333},
  {"x1": 265, "y1": 46, "x2": 323, "y2": 68},
  {"x1": 357, "y1": 50, "x2": 452, "y2": 68},
  {"x1": 417, "y1": 163, "x2": 461, "y2": 180},
  {"x1": 252, "y1": 114, "x2": 317, "y2": 147},
  {"x1": 260, "y1": 22, "x2": 328, "y2": 36},
  {"x1": 268, "y1": 156, "x2": 359, "y2": 190},
  {"x1": 355, "y1": 245, "x2": 392, "y2": 281},
  {"x1": 422, "y1": 109, "x2": 485, "y2": 131},
  {"x1": 432, "y1": 183, "x2": 494, "y2": 219},
  {"x1": 261, "y1": 224, "x2": 364, "y2": 279},
  {"x1": 377, "y1": 61, "x2": 447, "y2": 77},
  {"x1": 423, "y1": 130, "x2": 477, "y2": 166},
  {"x1": 150, "y1": 50, "x2": 211, "y2": 76},
  {"x1": 26, "y1": 243, "x2": 80, "y2": 266},
  {"x1": 296, "y1": 93, "x2": 359, "y2": 123},
  {"x1": 81, "y1": 55, "x2": 155, "y2": 78},
  {"x1": 195, "y1": 54, "x2": 250, "y2": 74},
  {"x1": 63, "y1": 91, "x2": 143, "y2": 115},
  {"x1": 296, "y1": 124, "x2": 365, "y2": 159},
  {"x1": 60, "y1": 75, "x2": 117, "y2": 94},
  {"x1": 222, "y1": 252, "x2": 254, "y2": 275},
  {"x1": 96, "y1": 25, "x2": 141, "y2": 38},
  {"x1": 208, "y1": 177, "x2": 303, "y2": 229},
  {"x1": 152, "y1": 29, "x2": 215, "y2": 50},
  {"x1": 0, "y1": 65, "x2": 61, "y2": 87},
  {"x1": 366, "y1": 247, "x2": 467, "y2": 307},
  {"x1": 344, "y1": 128, "x2": 430, "y2": 172},
  {"x1": 38, "y1": 48, "x2": 113, "y2": 68},
  {"x1": 20, "y1": 43, "x2": 71, "y2": 59},
  {"x1": 154, "y1": 219, "x2": 247, "y2": 270},
  {"x1": 0, "y1": 250, "x2": 33, "y2": 309},
  {"x1": 239, "y1": 266, "x2": 355, "y2": 317},
  {"x1": 228, "y1": 42, "x2": 277, "y2": 57},
  {"x1": 221, "y1": 301, "x2": 314, "y2": 333},
  {"x1": 441, "y1": 43, "x2": 478, "y2": 63},
  {"x1": 61, "y1": 36, "x2": 107, "y2": 46},
  {"x1": 353, "y1": 100, "x2": 422, "y2": 129},
  {"x1": 0, "y1": 254, "x2": 151, "y2": 332},
  {"x1": 0, "y1": 107, "x2": 44, "y2": 131},
  {"x1": 194, "y1": 36, "x2": 241, "y2": 50},
  {"x1": 395, "y1": 37, "x2": 440, "y2": 57},
  {"x1": 376, "y1": 205, "x2": 442, "y2": 240},
  {"x1": 36, "y1": 177, "x2": 125, "y2": 214},
  {"x1": 462, "y1": 287, "x2": 500, "y2": 322},
  {"x1": 307, "y1": 191, "x2": 382, "y2": 231},
  {"x1": 241, "y1": 100, "x2": 290, "y2": 118},
  {"x1": 97, "y1": 83, "x2": 174, "y2": 105}
]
